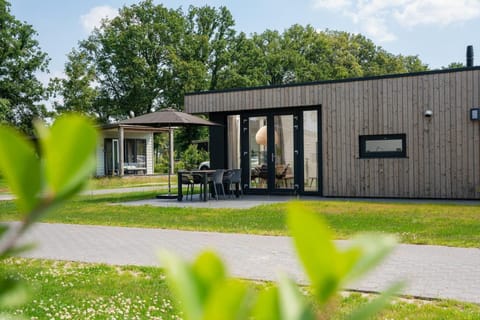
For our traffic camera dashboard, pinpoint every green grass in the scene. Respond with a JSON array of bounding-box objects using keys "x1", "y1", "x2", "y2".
[
  {"x1": 0, "y1": 258, "x2": 179, "y2": 319},
  {"x1": 1, "y1": 192, "x2": 480, "y2": 247},
  {"x1": 1, "y1": 258, "x2": 480, "y2": 319},
  {"x1": 87, "y1": 175, "x2": 173, "y2": 190},
  {"x1": 0, "y1": 176, "x2": 175, "y2": 194}
]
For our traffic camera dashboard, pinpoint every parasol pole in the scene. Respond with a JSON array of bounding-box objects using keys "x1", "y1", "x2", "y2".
[{"x1": 168, "y1": 125, "x2": 175, "y2": 194}]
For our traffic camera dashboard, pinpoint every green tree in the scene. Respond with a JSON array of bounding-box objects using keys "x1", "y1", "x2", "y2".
[
  {"x1": 49, "y1": 50, "x2": 98, "y2": 118},
  {"x1": 0, "y1": 0, "x2": 49, "y2": 134},
  {"x1": 169, "y1": 5, "x2": 237, "y2": 147},
  {"x1": 443, "y1": 62, "x2": 464, "y2": 69},
  {"x1": 53, "y1": 1, "x2": 185, "y2": 123},
  {"x1": 221, "y1": 26, "x2": 428, "y2": 87}
]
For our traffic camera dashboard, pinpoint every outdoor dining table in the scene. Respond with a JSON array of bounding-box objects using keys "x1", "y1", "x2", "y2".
[{"x1": 177, "y1": 169, "x2": 215, "y2": 202}]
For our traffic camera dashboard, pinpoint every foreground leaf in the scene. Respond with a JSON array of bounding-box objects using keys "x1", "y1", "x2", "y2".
[
  {"x1": 252, "y1": 286, "x2": 280, "y2": 320},
  {"x1": 203, "y1": 279, "x2": 250, "y2": 320},
  {"x1": 160, "y1": 250, "x2": 203, "y2": 320},
  {"x1": 347, "y1": 282, "x2": 405, "y2": 320},
  {"x1": 344, "y1": 234, "x2": 397, "y2": 284},
  {"x1": 38, "y1": 114, "x2": 97, "y2": 200},
  {"x1": 192, "y1": 251, "x2": 226, "y2": 301},
  {"x1": 287, "y1": 202, "x2": 344, "y2": 304},
  {"x1": 0, "y1": 277, "x2": 30, "y2": 308},
  {"x1": 0, "y1": 126, "x2": 41, "y2": 213},
  {"x1": 278, "y1": 274, "x2": 315, "y2": 320}
]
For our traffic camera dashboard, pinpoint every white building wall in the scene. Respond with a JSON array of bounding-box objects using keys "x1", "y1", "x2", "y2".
[{"x1": 97, "y1": 130, "x2": 155, "y2": 176}]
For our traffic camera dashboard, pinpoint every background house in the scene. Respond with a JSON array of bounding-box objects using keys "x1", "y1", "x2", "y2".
[
  {"x1": 185, "y1": 67, "x2": 480, "y2": 199},
  {"x1": 96, "y1": 124, "x2": 165, "y2": 176}
]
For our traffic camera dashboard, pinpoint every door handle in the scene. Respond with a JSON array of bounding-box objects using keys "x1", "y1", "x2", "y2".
[
  {"x1": 294, "y1": 150, "x2": 299, "y2": 155},
  {"x1": 271, "y1": 153, "x2": 275, "y2": 163}
]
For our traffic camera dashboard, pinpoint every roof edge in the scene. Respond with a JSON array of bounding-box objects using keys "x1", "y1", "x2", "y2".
[{"x1": 185, "y1": 66, "x2": 480, "y2": 96}]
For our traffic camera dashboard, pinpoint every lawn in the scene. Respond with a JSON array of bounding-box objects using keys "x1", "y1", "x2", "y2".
[
  {"x1": 2, "y1": 258, "x2": 480, "y2": 320},
  {"x1": 0, "y1": 176, "x2": 174, "y2": 194},
  {"x1": 87, "y1": 175, "x2": 172, "y2": 189},
  {"x1": 1, "y1": 192, "x2": 479, "y2": 247}
]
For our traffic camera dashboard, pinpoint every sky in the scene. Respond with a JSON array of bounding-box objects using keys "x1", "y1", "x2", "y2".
[{"x1": 10, "y1": 0, "x2": 480, "y2": 86}]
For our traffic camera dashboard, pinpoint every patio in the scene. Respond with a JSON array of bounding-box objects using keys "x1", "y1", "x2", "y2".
[
  {"x1": 120, "y1": 194, "x2": 296, "y2": 209},
  {"x1": 117, "y1": 194, "x2": 480, "y2": 209}
]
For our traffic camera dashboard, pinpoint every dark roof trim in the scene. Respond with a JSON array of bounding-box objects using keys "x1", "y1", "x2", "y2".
[
  {"x1": 100, "y1": 123, "x2": 168, "y2": 132},
  {"x1": 185, "y1": 66, "x2": 480, "y2": 96}
]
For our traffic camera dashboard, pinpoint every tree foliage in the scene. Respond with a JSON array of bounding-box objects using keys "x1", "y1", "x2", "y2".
[
  {"x1": 228, "y1": 26, "x2": 429, "y2": 86},
  {"x1": 52, "y1": 1, "x2": 429, "y2": 121},
  {"x1": 49, "y1": 1, "x2": 429, "y2": 149},
  {"x1": 0, "y1": 0, "x2": 49, "y2": 135}
]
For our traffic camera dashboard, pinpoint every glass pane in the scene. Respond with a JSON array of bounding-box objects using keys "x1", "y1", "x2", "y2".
[
  {"x1": 112, "y1": 139, "x2": 119, "y2": 174},
  {"x1": 303, "y1": 110, "x2": 318, "y2": 191},
  {"x1": 274, "y1": 115, "x2": 294, "y2": 189},
  {"x1": 365, "y1": 139, "x2": 403, "y2": 153},
  {"x1": 124, "y1": 139, "x2": 135, "y2": 165},
  {"x1": 227, "y1": 115, "x2": 241, "y2": 169},
  {"x1": 136, "y1": 139, "x2": 146, "y2": 167},
  {"x1": 249, "y1": 116, "x2": 267, "y2": 189},
  {"x1": 105, "y1": 139, "x2": 113, "y2": 175}
]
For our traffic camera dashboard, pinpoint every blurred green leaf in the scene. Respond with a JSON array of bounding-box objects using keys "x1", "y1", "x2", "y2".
[
  {"x1": 192, "y1": 250, "x2": 226, "y2": 302},
  {"x1": 0, "y1": 126, "x2": 41, "y2": 213},
  {"x1": 161, "y1": 250, "x2": 251, "y2": 320},
  {"x1": 278, "y1": 274, "x2": 315, "y2": 320},
  {"x1": 347, "y1": 281, "x2": 405, "y2": 320},
  {"x1": 344, "y1": 234, "x2": 397, "y2": 284},
  {"x1": 252, "y1": 286, "x2": 280, "y2": 320},
  {"x1": 0, "y1": 277, "x2": 30, "y2": 308},
  {"x1": 203, "y1": 279, "x2": 250, "y2": 320},
  {"x1": 160, "y1": 250, "x2": 203, "y2": 320},
  {"x1": 287, "y1": 202, "x2": 346, "y2": 304},
  {"x1": 0, "y1": 243, "x2": 36, "y2": 260},
  {"x1": 37, "y1": 114, "x2": 97, "y2": 200},
  {"x1": 0, "y1": 225, "x2": 8, "y2": 238}
]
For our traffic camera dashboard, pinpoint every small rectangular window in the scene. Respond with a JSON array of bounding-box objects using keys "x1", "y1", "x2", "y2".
[{"x1": 359, "y1": 134, "x2": 406, "y2": 158}]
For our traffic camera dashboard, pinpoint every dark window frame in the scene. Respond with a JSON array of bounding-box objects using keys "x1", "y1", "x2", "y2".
[{"x1": 359, "y1": 134, "x2": 406, "y2": 158}]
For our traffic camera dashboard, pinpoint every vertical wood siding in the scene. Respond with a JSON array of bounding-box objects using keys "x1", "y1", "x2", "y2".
[{"x1": 185, "y1": 69, "x2": 480, "y2": 199}]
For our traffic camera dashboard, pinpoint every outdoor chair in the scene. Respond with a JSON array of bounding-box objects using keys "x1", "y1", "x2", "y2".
[
  {"x1": 181, "y1": 174, "x2": 194, "y2": 200},
  {"x1": 275, "y1": 164, "x2": 291, "y2": 188},
  {"x1": 223, "y1": 169, "x2": 243, "y2": 197},
  {"x1": 192, "y1": 173, "x2": 205, "y2": 200},
  {"x1": 211, "y1": 169, "x2": 226, "y2": 200},
  {"x1": 225, "y1": 169, "x2": 242, "y2": 198}
]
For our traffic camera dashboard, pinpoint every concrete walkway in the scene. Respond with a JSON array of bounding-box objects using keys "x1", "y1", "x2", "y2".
[
  {"x1": 0, "y1": 185, "x2": 167, "y2": 201},
  {"x1": 11, "y1": 222, "x2": 480, "y2": 304}
]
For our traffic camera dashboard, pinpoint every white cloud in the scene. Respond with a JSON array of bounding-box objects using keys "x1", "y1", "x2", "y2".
[
  {"x1": 312, "y1": 0, "x2": 480, "y2": 43},
  {"x1": 394, "y1": 0, "x2": 480, "y2": 27},
  {"x1": 313, "y1": 0, "x2": 350, "y2": 10},
  {"x1": 362, "y1": 18, "x2": 397, "y2": 42},
  {"x1": 80, "y1": 5, "x2": 118, "y2": 33}
]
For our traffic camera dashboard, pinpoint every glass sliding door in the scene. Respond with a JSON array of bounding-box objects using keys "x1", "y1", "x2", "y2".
[
  {"x1": 104, "y1": 138, "x2": 119, "y2": 176},
  {"x1": 241, "y1": 107, "x2": 320, "y2": 195},
  {"x1": 274, "y1": 115, "x2": 295, "y2": 190},
  {"x1": 248, "y1": 116, "x2": 268, "y2": 189},
  {"x1": 227, "y1": 115, "x2": 241, "y2": 169},
  {"x1": 303, "y1": 110, "x2": 318, "y2": 192}
]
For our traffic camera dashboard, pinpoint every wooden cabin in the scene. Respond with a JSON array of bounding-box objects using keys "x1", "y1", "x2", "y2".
[{"x1": 185, "y1": 67, "x2": 480, "y2": 199}]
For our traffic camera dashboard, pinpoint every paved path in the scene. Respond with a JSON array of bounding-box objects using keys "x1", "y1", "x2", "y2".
[
  {"x1": 0, "y1": 186, "x2": 167, "y2": 201},
  {"x1": 10, "y1": 222, "x2": 480, "y2": 304}
]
